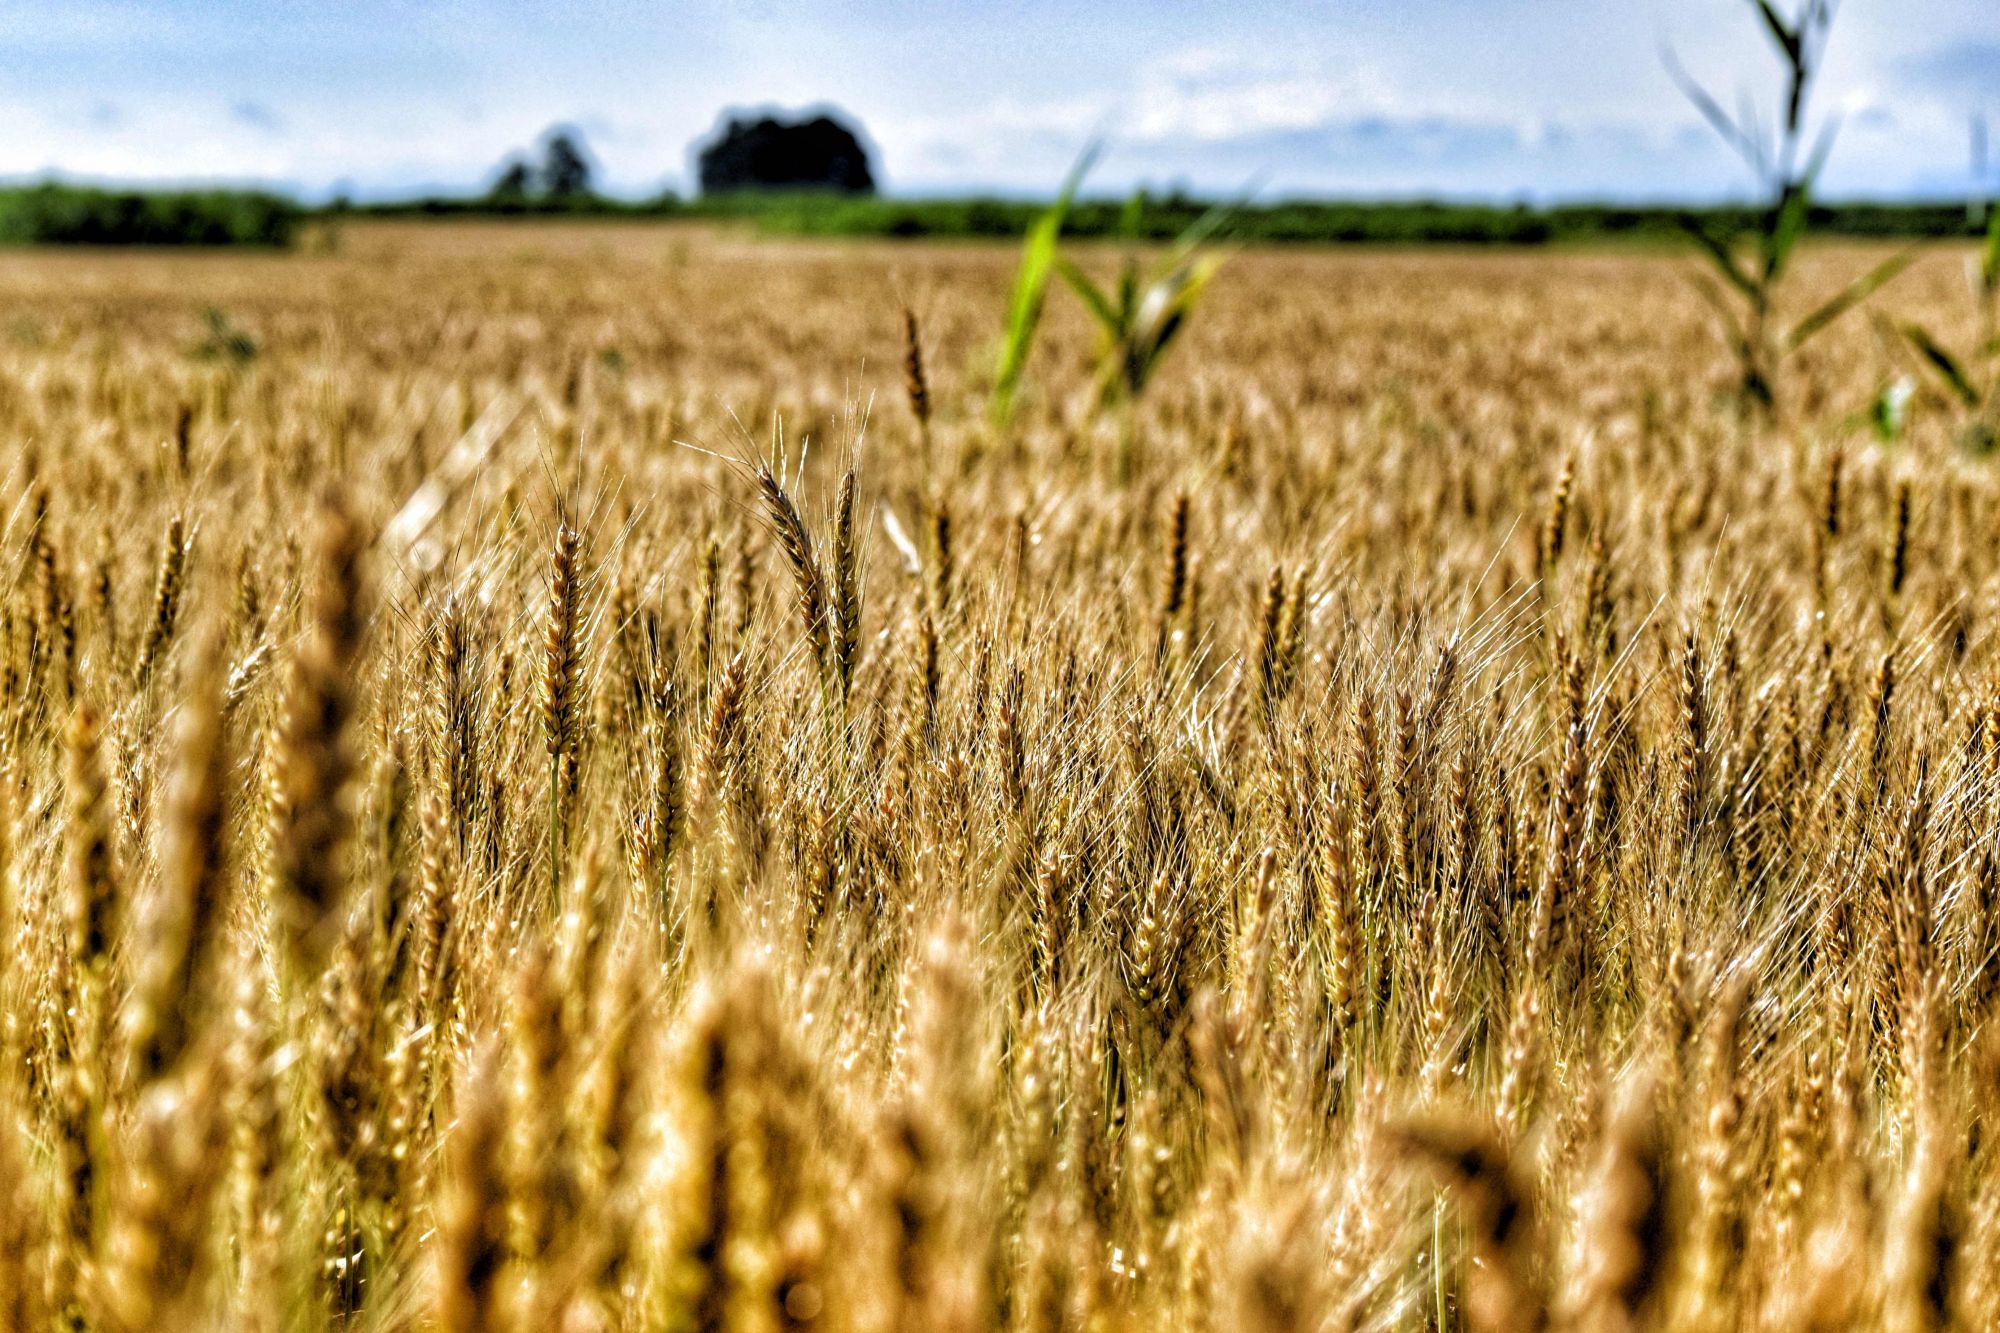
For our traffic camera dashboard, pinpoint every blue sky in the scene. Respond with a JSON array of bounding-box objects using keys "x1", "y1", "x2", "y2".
[{"x1": 0, "y1": 0, "x2": 1993, "y2": 202}]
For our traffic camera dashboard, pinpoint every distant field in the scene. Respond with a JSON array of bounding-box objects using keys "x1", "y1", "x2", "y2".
[{"x1": 3, "y1": 222, "x2": 1999, "y2": 1329}]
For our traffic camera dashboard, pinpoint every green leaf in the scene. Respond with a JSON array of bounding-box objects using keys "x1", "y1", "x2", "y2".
[
  {"x1": 1129, "y1": 254, "x2": 1225, "y2": 393},
  {"x1": 1784, "y1": 251, "x2": 1915, "y2": 353},
  {"x1": 1749, "y1": 0, "x2": 1802, "y2": 63},
  {"x1": 1664, "y1": 50, "x2": 1761, "y2": 173},
  {"x1": 1056, "y1": 256, "x2": 1119, "y2": 333},
  {"x1": 1686, "y1": 271, "x2": 1747, "y2": 345},
  {"x1": 1902, "y1": 323, "x2": 1982, "y2": 407},
  {"x1": 1678, "y1": 216, "x2": 1759, "y2": 300},
  {"x1": 1119, "y1": 189, "x2": 1146, "y2": 239},
  {"x1": 992, "y1": 141, "x2": 1100, "y2": 424},
  {"x1": 1767, "y1": 182, "x2": 1811, "y2": 280},
  {"x1": 1166, "y1": 190, "x2": 1247, "y2": 263},
  {"x1": 1869, "y1": 376, "x2": 1914, "y2": 441},
  {"x1": 1769, "y1": 127, "x2": 1834, "y2": 279}
]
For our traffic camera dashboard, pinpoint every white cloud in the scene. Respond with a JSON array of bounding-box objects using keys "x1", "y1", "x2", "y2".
[{"x1": 0, "y1": 1, "x2": 1988, "y2": 200}]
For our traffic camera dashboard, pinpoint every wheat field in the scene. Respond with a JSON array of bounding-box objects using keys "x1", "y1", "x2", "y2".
[{"x1": 0, "y1": 221, "x2": 1994, "y2": 1331}]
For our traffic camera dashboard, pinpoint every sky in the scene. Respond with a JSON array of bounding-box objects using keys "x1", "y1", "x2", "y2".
[{"x1": 0, "y1": 0, "x2": 1993, "y2": 203}]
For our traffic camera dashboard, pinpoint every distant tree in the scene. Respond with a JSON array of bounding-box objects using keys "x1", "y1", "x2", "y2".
[
  {"x1": 488, "y1": 157, "x2": 533, "y2": 202},
  {"x1": 540, "y1": 130, "x2": 594, "y2": 200},
  {"x1": 696, "y1": 111, "x2": 876, "y2": 195}
]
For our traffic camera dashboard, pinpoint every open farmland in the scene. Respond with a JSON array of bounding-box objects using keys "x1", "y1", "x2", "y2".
[{"x1": 3, "y1": 220, "x2": 1999, "y2": 1330}]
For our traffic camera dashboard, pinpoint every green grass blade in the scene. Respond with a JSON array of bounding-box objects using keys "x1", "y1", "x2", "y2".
[
  {"x1": 1902, "y1": 323, "x2": 1983, "y2": 407},
  {"x1": 1166, "y1": 188, "x2": 1250, "y2": 261},
  {"x1": 1769, "y1": 125, "x2": 1836, "y2": 280},
  {"x1": 1131, "y1": 254, "x2": 1225, "y2": 393},
  {"x1": 1749, "y1": 0, "x2": 1802, "y2": 62},
  {"x1": 992, "y1": 141, "x2": 1100, "y2": 423},
  {"x1": 1056, "y1": 256, "x2": 1119, "y2": 332},
  {"x1": 1678, "y1": 216, "x2": 1759, "y2": 300},
  {"x1": 1664, "y1": 47, "x2": 1760, "y2": 171},
  {"x1": 1119, "y1": 189, "x2": 1145, "y2": 239},
  {"x1": 1785, "y1": 251, "x2": 1914, "y2": 352},
  {"x1": 1686, "y1": 271, "x2": 1748, "y2": 345},
  {"x1": 1768, "y1": 183, "x2": 1811, "y2": 280},
  {"x1": 1869, "y1": 376, "x2": 1914, "y2": 440}
]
